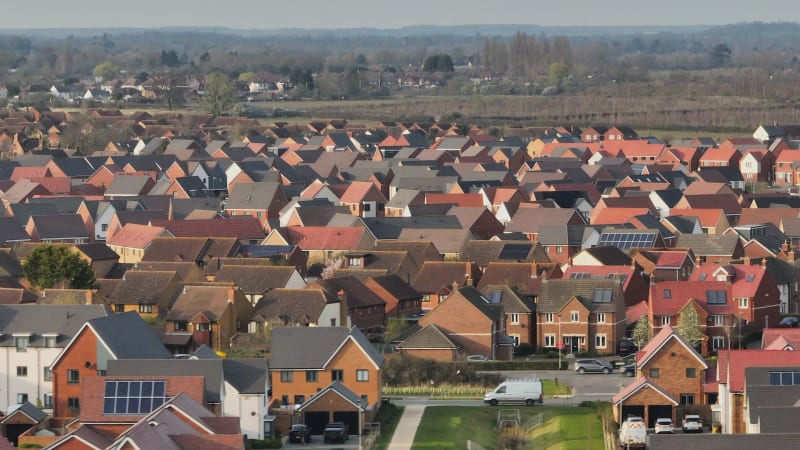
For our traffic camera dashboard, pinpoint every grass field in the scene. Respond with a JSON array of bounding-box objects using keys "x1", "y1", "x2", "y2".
[
  {"x1": 373, "y1": 403, "x2": 405, "y2": 450},
  {"x1": 411, "y1": 406, "x2": 603, "y2": 450}
]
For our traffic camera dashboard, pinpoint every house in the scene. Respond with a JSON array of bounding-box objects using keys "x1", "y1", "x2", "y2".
[
  {"x1": 740, "y1": 149, "x2": 775, "y2": 183},
  {"x1": 264, "y1": 226, "x2": 376, "y2": 266},
  {"x1": 394, "y1": 323, "x2": 464, "y2": 361},
  {"x1": 536, "y1": 279, "x2": 626, "y2": 355},
  {"x1": 480, "y1": 284, "x2": 536, "y2": 349},
  {"x1": 612, "y1": 325, "x2": 708, "y2": 428},
  {"x1": 106, "y1": 223, "x2": 172, "y2": 263},
  {"x1": 562, "y1": 262, "x2": 649, "y2": 308},
  {"x1": 25, "y1": 215, "x2": 90, "y2": 244},
  {"x1": 743, "y1": 366, "x2": 800, "y2": 434},
  {"x1": 0, "y1": 304, "x2": 109, "y2": 415},
  {"x1": 418, "y1": 286, "x2": 514, "y2": 360},
  {"x1": 715, "y1": 350, "x2": 800, "y2": 433},
  {"x1": 213, "y1": 265, "x2": 306, "y2": 306},
  {"x1": 249, "y1": 288, "x2": 331, "y2": 331},
  {"x1": 362, "y1": 274, "x2": 422, "y2": 318},
  {"x1": 335, "y1": 250, "x2": 420, "y2": 284},
  {"x1": 38, "y1": 390, "x2": 244, "y2": 450},
  {"x1": 107, "y1": 270, "x2": 183, "y2": 317},
  {"x1": 225, "y1": 181, "x2": 289, "y2": 231},
  {"x1": 164, "y1": 283, "x2": 253, "y2": 354},
  {"x1": 307, "y1": 276, "x2": 387, "y2": 337},
  {"x1": 675, "y1": 234, "x2": 744, "y2": 263},
  {"x1": 0, "y1": 401, "x2": 46, "y2": 446},
  {"x1": 338, "y1": 181, "x2": 387, "y2": 218},
  {"x1": 268, "y1": 327, "x2": 383, "y2": 435},
  {"x1": 412, "y1": 261, "x2": 482, "y2": 311},
  {"x1": 49, "y1": 311, "x2": 170, "y2": 418}
]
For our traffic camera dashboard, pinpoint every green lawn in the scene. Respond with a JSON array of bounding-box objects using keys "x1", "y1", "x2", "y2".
[
  {"x1": 542, "y1": 379, "x2": 571, "y2": 396},
  {"x1": 374, "y1": 403, "x2": 405, "y2": 450},
  {"x1": 412, "y1": 406, "x2": 603, "y2": 450}
]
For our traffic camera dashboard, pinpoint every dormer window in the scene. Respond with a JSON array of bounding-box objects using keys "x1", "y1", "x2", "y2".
[
  {"x1": 44, "y1": 334, "x2": 58, "y2": 348},
  {"x1": 349, "y1": 257, "x2": 362, "y2": 267},
  {"x1": 13, "y1": 334, "x2": 31, "y2": 353}
]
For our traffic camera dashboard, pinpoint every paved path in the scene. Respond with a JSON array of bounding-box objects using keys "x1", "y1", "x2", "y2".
[{"x1": 387, "y1": 403, "x2": 426, "y2": 450}]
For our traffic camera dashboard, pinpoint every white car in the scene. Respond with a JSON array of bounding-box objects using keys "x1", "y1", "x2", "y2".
[
  {"x1": 467, "y1": 355, "x2": 490, "y2": 362},
  {"x1": 682, "y1": 414, "x2": 703, "y2": 433},
  {"x1": 654, "y1": 418, "x2": 674, "y2": 434}
]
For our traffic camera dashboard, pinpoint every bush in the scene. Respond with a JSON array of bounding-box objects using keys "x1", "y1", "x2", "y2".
[
  {"x1": 515, "y1": 343, "x2": 534, "y2": 356},
  {"x1": 575, "y1": 351, "x2": 594, "y2": 358},
  {"x1": 249, "y1": 438, "x2": 282, "y2": 449}
]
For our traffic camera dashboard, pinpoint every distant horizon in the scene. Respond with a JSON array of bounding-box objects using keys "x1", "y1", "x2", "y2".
[{"x1": 1, "y1": 0, "x2": 798, "y2": 30}]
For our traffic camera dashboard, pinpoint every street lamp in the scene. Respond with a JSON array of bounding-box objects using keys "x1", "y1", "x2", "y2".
[{"x1": 558, "y1": 314, "x2": 562, "y2": 370}]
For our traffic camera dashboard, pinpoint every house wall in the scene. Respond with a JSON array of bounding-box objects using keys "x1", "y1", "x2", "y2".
[
  {"x1": 52, "y1": 327, "x2": 98, "y2": 417},
  {"x1": 620, "y1": 386, "x2": 676, "y2": 426},
  {"x1": 638, "y1": 338, "x2": 705, "y2": 405},
  {"x1": 0, "y1": 345, "x2": 60, "y2": 414},
  {"x1": 536, "y1": 297, "x2": 590, "y2": 352},
  {"x1": 224, "y1": 381, "x2": 266, "y2": 439},
  {"x1": 398, "y1": 348, "x2": 458, "y2": 362},
  {"x1": 420, "y1": 295, "x2": 494, "y2": 358},
  {"x1": 108, "y1": 244, "x2": 145, "y2": 264},
  {"x1": 270, "y1": 338, "x2": 381, "y2": 409},
  {"x1": 506, "y1": 312, "x2": 534, "y2": 348}
]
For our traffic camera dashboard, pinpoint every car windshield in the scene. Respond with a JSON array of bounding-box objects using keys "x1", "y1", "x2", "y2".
[{"x1": 657, "y1": 419, "x2": 671, "y2": 424}]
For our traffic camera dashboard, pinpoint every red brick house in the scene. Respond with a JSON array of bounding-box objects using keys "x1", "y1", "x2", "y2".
[{"x1": 419, "y1": 286, "x2": 514, "y2": 360}]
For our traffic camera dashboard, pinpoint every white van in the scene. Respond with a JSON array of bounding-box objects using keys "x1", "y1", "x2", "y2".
[
  {"x1": 483, "y1": 380, "x2": 543, "y2": 406},
  {"x1": 618, "y1": 416, "x2": 646, "y2": 448}
]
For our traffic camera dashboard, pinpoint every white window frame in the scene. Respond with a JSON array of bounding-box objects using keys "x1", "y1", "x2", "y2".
[
  {"x1": 660, "y1": 316, "x2": 670, "y2": 326},
  {"x1": 737, "y1": 297, "x2": 749, "y2": 309},
  {"x1": 712, "y1": 336, "x2": 725, "y2": 350},
  {"x1": 510, "y1": 313, "x2": 520, "y2": 325},
  {"x1": 545, "y1": 313, "x2": 554, "y2": 323},
  {"x1": 544, "y1": 334, "x2": 556, "y2": 347},
  {"x1": 356, "y1": 369, "x2": 369, "y2": 382},
  {"x1": 712, "y1": 315, "x2": 725, "y2": 326},
  {"x1": 595, "y1": 334, "x2": 607, "y2": 349},
  {"x1": 570, "y1": 311, "x2": 579, "y2": 322},
  {"x1": 596, "y1": 313, "x2": 606, "y2": 324}
]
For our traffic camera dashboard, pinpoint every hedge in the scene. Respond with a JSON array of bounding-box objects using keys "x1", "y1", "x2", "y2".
[{"x1": 466, "y1": 360, "x2": 567, "y2": 371}]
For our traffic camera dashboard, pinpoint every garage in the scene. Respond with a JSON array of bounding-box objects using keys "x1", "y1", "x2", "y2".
[
  {"x1": 333, "y1": 411, "x2": 359, "y2": 435},
  {"x1": 647, "y1": 405, "x2": 673, "y2": 428},
  {"x1": 621, "y1": 405, "x2": 645, "y2": 422},
  {"x1": 303, "y1": 411, "x2": 329, "y2": 435}
]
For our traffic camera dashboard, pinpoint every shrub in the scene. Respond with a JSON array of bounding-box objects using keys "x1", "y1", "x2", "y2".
[
  {"x1": 515, "y1": 343, "x2": 534, "y2": 356},
  {"x1": 575, "y1": 350, "x2": 593, "y2": 358}
]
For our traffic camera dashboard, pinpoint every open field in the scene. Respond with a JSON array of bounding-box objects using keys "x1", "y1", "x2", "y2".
[{"x1": 411, "y1": 406, "x2": 603, "y2": 450}]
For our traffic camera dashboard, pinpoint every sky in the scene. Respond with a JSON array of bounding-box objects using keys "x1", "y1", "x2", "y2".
[{"x1": 1, "y1": 0, "x2": 798, "y2": 30}]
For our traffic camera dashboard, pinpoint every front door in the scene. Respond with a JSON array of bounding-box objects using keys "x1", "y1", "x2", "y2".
[{"x1": 566, "y1": 336, "x2": 579, "y2": 353}]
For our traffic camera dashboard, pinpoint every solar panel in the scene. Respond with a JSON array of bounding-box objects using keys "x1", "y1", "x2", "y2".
[
  {"x1": 498, "y1": 243, "x2": 533, "y2": 260},
  {"x1": 592, "y1": 288, "x2": 613, "y2": 303},
  {"x1": 598, "y1": 232, "x2": 658, "y2": 250},
  {"x1": 103, "y1": 380, "x2": 169, "y2": 415}
]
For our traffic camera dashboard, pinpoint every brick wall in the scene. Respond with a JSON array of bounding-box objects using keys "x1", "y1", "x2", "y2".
[
  {"x1": 52, "y1": 327, "x2": 98, "y2": 418},
  {"x1": 420, "y1": 293, "x2": 494, "y2": 357},
  {"x1": 639, "y1": 338, "x2": 705, "y2": 404}
]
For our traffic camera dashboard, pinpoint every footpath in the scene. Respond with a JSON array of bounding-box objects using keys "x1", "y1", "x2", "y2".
[{"x1": 387, "y1": 403, "x2": 426, "y2": 450}]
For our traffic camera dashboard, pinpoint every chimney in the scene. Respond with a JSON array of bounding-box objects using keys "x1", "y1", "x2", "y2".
[
  {"x1": 227, "y1": 287, "x2": 235, "y2": 304},
  {"x1": 695, "y1": 256, "x2": 702, "y2": 267},
  {"x1": 530, "y1": 264, "x2": 538, "y2": 279},
  {"x1": 451, "y1": 281, "x2": 459, "y2": 294},
  {"x1": 337, "y1": 289, "x2": 348, "y2": 326},
  {"x1": 85, "y1": 290, "x2": 93, "y2": 305},
  {"x1": 762, "y1": 258, "x2": 768, "y2": 267},
  {"x1": 782, "y1": 241, "x2": 790, "y2": 253},
  {"x1": 541, "y1": 270, "x2": 548, "y2": 282},
  {"x1": 183, "y1": 285, "x2": 187, "y2": 294}
]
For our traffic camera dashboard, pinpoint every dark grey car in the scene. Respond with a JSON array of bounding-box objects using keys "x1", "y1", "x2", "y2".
[{"x1": 574, "y1": 359, "x2": 614, "y2": 374}]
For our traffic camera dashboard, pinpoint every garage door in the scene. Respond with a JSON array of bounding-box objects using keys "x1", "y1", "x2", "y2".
[
  {"x1": 648, "y1": 405, "x2": 673, "y2": 428},
  {"x1": 304, "y1": 411, "x2": 329, "y2": 435},
  {"x1": 621, "y1": 405, "x2": 645, "y2": 422},
  {"x1": 4, "y1": 424, "x2": 32, "y2": 446},
  {"x1": 333, "y1": 411, "x2": 359, "y2": 435}
]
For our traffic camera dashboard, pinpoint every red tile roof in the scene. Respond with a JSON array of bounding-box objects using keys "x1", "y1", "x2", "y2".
[
  {"x1": 669, "y1": 208, "x2": 725, "y2": 228},
  {"x1": 650, "y1": 281, "x2": 736, "y2": 316},
  {"x1": 689, "y1": 263, "x2": 766, "y2": 298},
  {"x1": 761, "y1": 328, "x2": 800, "y2": 349},
  {"x1": 151, "y1": 218, "x2": 265, "y2": 239},
  {"x1": 283, "y1": 226, "x2": 368, "y2": 250},
  {"x1": 611, "y1": 377, "x2": 678, "y2": 405},
  {"x1": 107, "y1": 223, "x2": 169, "y2": 249},
  {"x1": 656, "y1": 251, "x2": 690, "y2": 268},
  {"x1": 424, "y1": 193, "x2": 485, "y2": 208},
  {"x1": 591, "y1": 207, "x2": 652, "y2": 225},
  {"x1": 626, "y1": 300, "x2": 648, "y2": 324}
]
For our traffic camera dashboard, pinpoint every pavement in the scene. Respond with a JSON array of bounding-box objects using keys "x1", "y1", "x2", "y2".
[{"x1": 387, "y1": 403, "x2": 426, "y2": 450}]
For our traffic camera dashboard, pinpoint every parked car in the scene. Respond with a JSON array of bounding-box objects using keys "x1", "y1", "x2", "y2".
[
  {"x1": 620, "y1": 363, "x2": 636, "y2": 377},
  {"x1": 654, "y1": 418, "x2": 674, "y2": 434},
  {"x1": 682, "y1": 414, "x2": 703, "y2": 433},
  {"x1": 619, "y1": 416, "x2": 646, "y2": 448},
  {"x1": 467, "y1": 354, "x2": 491, "y2": 362},
  {"x1": 288, "y1": 423, "x2": 311, "y2": 443},
  {"x1": 323, "y1": 422, "x2": 349, "y2": 443},
  {"x1": 778, "y1": 316, "x2": 800, "y2": 328},
  {"x1": 574, "y1": 359, "x2": 614, "y2": 374}
]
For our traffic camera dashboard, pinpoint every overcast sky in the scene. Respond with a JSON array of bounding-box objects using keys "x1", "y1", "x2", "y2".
[{"x1": 2, "y1": 0, "x2": 798, "y2": 29}]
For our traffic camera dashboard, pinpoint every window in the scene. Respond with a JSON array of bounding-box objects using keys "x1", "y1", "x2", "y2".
[
  {"x1": 649, "y1": 368, "x2": 660, "y2": 378},
  {"x1": 510, "y1": 313, "x2": 520, "y2": 325},
  {"x1": 363, "y1": 203, "x2": 371, "y2": 212},
  {"x1": 357, "y1": 369, "x2": 369, "y2": 382},
  {"x1": 68, "y1": 397, "x2": 80, "y2": 411},
  {"x1": 769, "y1": 371, "x2": 800, "y2": 385},
  {"x1": 196, "y1": 322, "x2": 210, "y2": 331},
  {"x1": 45, "y1": 335, "x2": 57, "y2": 348},
  {"x1": 294, "y1": 395, "x2": 305, "y2": 405},
  {"x1": 707, "y1": 290, "x2": 727, "y2": 304},
  {"x1": 349, "y1": 257, "x2": 361, "y2": 267},
  {"x1": 101, "y1": 223, "x2": 109, "y2": 232},
  {"x1": 280, "y1": 371, "x2": 293, "y2": 383},
  {"x1": 15, "y1": 336, "x2": 28, "y2": 352},
  {"x1": 17, "y1": 366, "x2": 27, "y2": 377},
  {"x1": 595, "y1": 334, "x2": 607, "y2": 349},
  {"x1": 139, "y1": 304, "x2": 153, "y2": 313},
  {"x1": 660, "y1": 316, "x2": 670, "y2": 326},
  {"x1": 361, "y1": 394, "x2": 369, "y2": 404},
  {"x1": 331, "y1": 370, "x2": 344, "y2": 382},
  {"x1": 712, "y1": 336, "x2": 725, "y2": 350},
  {"x1": 511, "y1": 334, "x2": 520, "y2": 346},
  {"x1": 17, "y1": 393, "x2": 28, "y2": 404},
  {"x1": 67, "y1": 369, "x2": 80, "y2": 384},
  {"x1": 44, "y1": 368, "x2": 52, "y2": 382},
  {"x1": 556, "y1": 246, "x2": 563, "y2": 254},
  {"x1": 738, "y1": 297, "x2": 749, "y2": 309},
  {"x1": 544, "y1": 334, "x2": 556, "y2": 347},
  {"x1": 686, "y1": 368, "x2": 696, "y2": 378},
  {"x1": 306, "y1": 371, "x2": 318, "y2": 382},
  {"x1": 596, "y1": 313, "x2": 606, "y2": 324},
  {"x1": 663, "y1": 289, "x2": 671, "y2": 299},
  {"x1": 174, "y1": 321, "x2": 188, "y2": 332},
  {"x1": 699, "y1": 273, "x2": 708, "y2": 281},
  {"x1": 711, "y1": 315, "x2": 725, "y2": 327},
  {"x1": 114, "y1": 304, "x2": 125, "y2": 313},
  {"x1": 545, "y1": 313, "x2": 554, "y2": 323},
  {"x1": 422, "y1": 294, "x2": 430, "y2": 303},
  {"x1": 43, "y1": 394, "x2": 53, "y2": 409},
  {"x1": 281, "y1": 395, "x2": 289, "y2": 406},
  {"x1": 680, "y1": 394, "x2": 695, "y2": 405},
  {"x1": 570, "y1": 311, "x2": 579, "y2": 322}
]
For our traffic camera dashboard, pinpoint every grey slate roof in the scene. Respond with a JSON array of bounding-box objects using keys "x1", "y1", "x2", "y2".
[
  {"x1": 107, "y1": 358, "x2": 224, "y2": 403},
  {"x1": 0, "y1": 304, "x2": 109, "y2": 348},
  {"x1": 647, "y1": 433, "x2": 800, "y2": 450},
  {"x1": 31, "y1": 215, "x2": 90, "y2": 240},
  {"x1": 225, "y1": 181, "x2": 282, "y2": 210},
  {"x1": 214, "y1": 265, "x2": 299, "y2": 294},
  {"x1": 88, "y1": 311, "x2": 170, "y2": 359},
  {"x1": 362, "y1": 216, "x2": 463, "y2": 240},
  {"x1": 269, "y1": 327, "x2": 383, "y2": 370},
  {"x1": 222, "y1": 359, "x2": 268, "y2": 394},
  {"x1": 537, "y1": 279, "x2": 623, "y2": 314},
  {"x1": 675, "y1": 234, "x2": 740, "y2": 256},
  {"x1": 1, "y1": 401, "x2": 47, "y2": 423},
  {"x1": 537, "y1": 225, "x2": 587, "y2": 246},
  {"x1": 396, "y1": 324, "x2": 462, "y2": 349}
]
